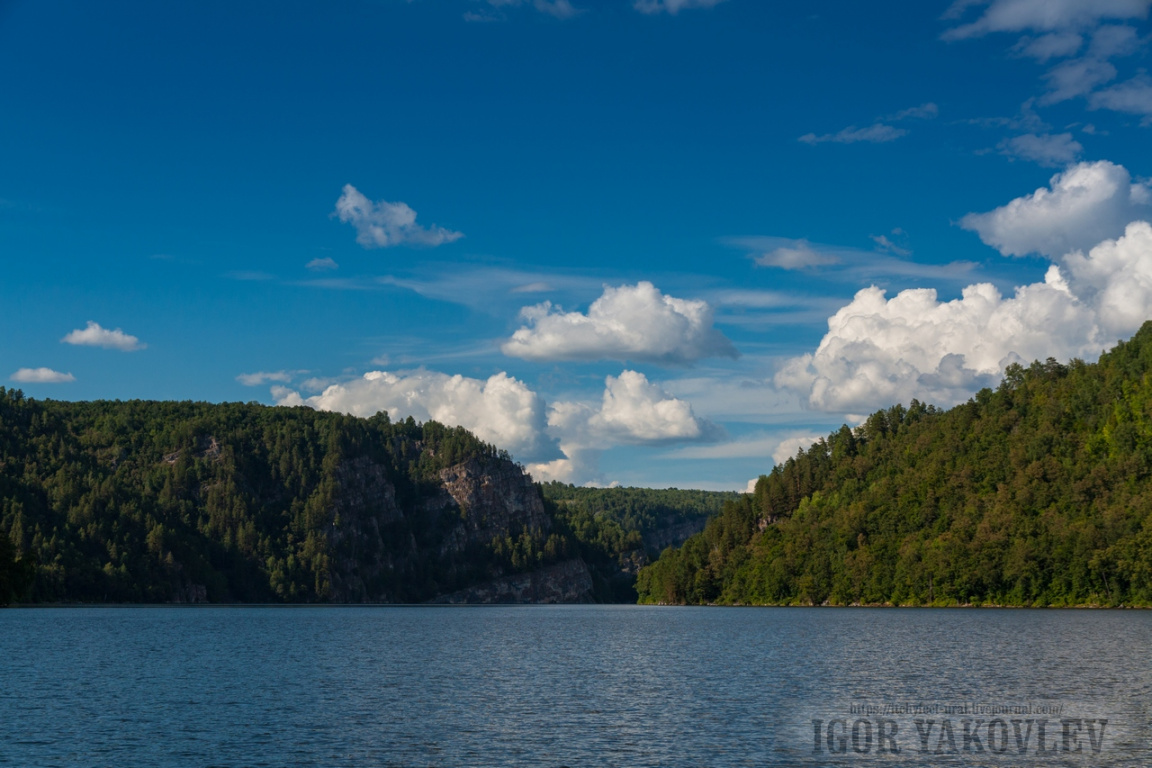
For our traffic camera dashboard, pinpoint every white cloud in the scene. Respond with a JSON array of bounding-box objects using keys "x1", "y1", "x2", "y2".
[
  {"x1": 277, "y1": 369, "x2": 557, "y2": 462},
  {"x1": 1090, "y1": 24, "x2": 1142, "y2": 57},
  {"x1": 997, "y1": 132, "x2": 1083, "y2": 166},
  {"x1": 871, "y1": 233, "x2": 912, "y2": 257},
  {"x1": 501, "y1": 281, "x2": 738, "y2": 365},
  {"x1": 633, "y1": 0, "x2": 726, "y2": 15},
  {"x1": 1014, "y1": 32, "x2": 1083, "y2": 61},
  {"x1": 886, "y1": 103, "x2": 940, "y2": 121},
  {"x1": 798, "y1": 123, "x2": 908, "y2": 145},
  {"x1": 960, "y1": 160, "x2": 1152, "y2": 258},
  {"x1": 11, "y1": 367, "x2": 75, "y2": 383},
  {"x1": 755, "y1": 241, "x2": 841, "y2": 270},
  {"x1": 778, "y1": 220, "x2": 1152, "y2": 414},
  {"x1": 334, "y1": 184, "x2": 463, "y2": 249},
  {"x1": 483, "y1": 0, "x2": 582, "y2": 19},
  {"x1": 305, "y1": 257, "x2": 338, "y2": 271},
  {"x1": 237, "y1": 371, "x2": 294, "y2": 387},
  {"x1": 1089, "y1": 75, "x2": 1152, "y2": 121},
  {"x1": 771, "y1": 435, "x2": 824, "y2": 465},
  {"x1": 61, "y1": 321, "x2": 145, "y2": 351},
  {"x1": 527, "y1": 370, "x2": 717, "y2": 484},
  {"x1": 943, "y1": 0, "x2": 1152, "y2": 40},
  {"x1": 733, "y1": 236, "x2": 977, "y2": 283},
  {"x1": 273, "y1": 364, "x2": 714, "y2": 486},
  {"x1": 1040, "y1": 57, "x2": 1117, "y2": 103},
  {"x1": 1062, "y1": 220, "x2": 1152, "y2": 337}
]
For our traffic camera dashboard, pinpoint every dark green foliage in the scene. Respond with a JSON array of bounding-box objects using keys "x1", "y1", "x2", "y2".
[
  {"x1": 637, "y1": 324, "x2": 1152, "y2": 607},
  {"x1": 541, "y1": 483, "x2": 737, "y2": 601},
  {"x1": 0, "y1": 393, "x2": 543, "y2": 604}
]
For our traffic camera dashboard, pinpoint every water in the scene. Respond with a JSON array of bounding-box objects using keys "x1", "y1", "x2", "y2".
[{"x1": 1, "y1": 606, "x2": 1149, "y2": 767}]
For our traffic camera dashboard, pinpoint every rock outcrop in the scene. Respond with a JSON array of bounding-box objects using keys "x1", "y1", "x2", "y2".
[
  {"x1": 324, "y1": 453, "x2": 590, "y2": 604},
  {"x1": 430, "y1": 559, "x2": 594, "y2": 604}
]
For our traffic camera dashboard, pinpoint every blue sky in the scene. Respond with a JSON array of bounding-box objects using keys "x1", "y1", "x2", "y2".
[{"x1": 4, "y1": 0, "x2": 1152, "y2": 489}]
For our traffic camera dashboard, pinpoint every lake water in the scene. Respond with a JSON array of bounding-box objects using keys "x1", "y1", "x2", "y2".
[{"x1": 1, "y1": 606, "x2": 1149, "y2": 767}]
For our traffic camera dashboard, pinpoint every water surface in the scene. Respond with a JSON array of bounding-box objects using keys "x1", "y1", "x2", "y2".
[{"x1": 2, "y1": 606, "x2": 1148, "y2": 767}]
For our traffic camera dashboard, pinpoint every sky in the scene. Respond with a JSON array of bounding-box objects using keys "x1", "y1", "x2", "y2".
[{"x1": 3, "y1": 0, "x2": 1152, "y2": 490}]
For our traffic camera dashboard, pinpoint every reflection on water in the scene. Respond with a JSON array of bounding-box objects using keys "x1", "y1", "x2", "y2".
[{"x1": 1, "y1": 606, "x2": 1149, "y2": 767}]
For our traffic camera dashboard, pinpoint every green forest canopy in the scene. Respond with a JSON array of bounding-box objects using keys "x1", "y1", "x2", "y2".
[{"x1": 637, "y1": 323, "x2": 1152, "y2": 608}]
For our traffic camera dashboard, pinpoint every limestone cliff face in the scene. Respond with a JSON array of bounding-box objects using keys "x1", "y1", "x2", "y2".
[
  {"x1": 436, "y1": 456, "x2": 552, "y2": 553},
  {"x1": 323, "y1": 453, "x2": 590, "y2": 604}
]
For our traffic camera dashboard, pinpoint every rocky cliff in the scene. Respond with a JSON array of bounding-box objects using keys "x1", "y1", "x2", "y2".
[{"x1": 324, "y1": 452, "x2": 583, "y2": 603}]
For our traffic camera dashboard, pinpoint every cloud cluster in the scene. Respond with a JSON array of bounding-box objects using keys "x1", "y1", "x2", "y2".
[
  {"x1": 945, "y1": 1, "x2": 1152, "y2": 123},
  {"x1": 943, "y1": 0, "x2": 1151, "y2": 40},
  {"x1": 271, "y1": 366, "x2": 715, "y2": 486},
  {"x1": 778, "y1": 215, "x2": 1152, "y2": 413},
  {"x1": 527, "y1": 370, "x2": 717, "y2": 484},
  {"x1": 11, "y1": 367, "x2": 75, "y2": 384},
  {"x1": 960, "y1": 160, "x2": 1152, "y2": 257},
  {"x1": 61, "y1": 321, "x2": 145, "y2": 351},
  {"x1": 276, "y1": 369, "x2": 556, "y2": 461},
  {"x1": 501, "y1": 281, "x2": 738, "y2": 365},
  {"x1": 334, "y1": 184, "x2": 463, "y2": 249}
]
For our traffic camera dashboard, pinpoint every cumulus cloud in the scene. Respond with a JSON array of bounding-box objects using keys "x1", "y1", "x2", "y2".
[
  {"x1": 1062, "y1": 221, "x2": 1152, "y2": 337},
  {"x1": 798, "y1": 123, "x2": 908, "y2": 145},
  {"x1": 276, "y1": 369, "x2": 557, "y2": 462},
  {"x1": 960, "y1": 160, "x2": 1152, "y2": 258},
  {"x1": 237, "y1": 371, "x2": 294, "y2": 387},
  {"x1": 633, "y1": 0, "x2": 726, "y2": 14},
  {"x1": 771, "y1": 435, "x2": 824, "y2": 465},
  {"x1": 778, "y1": 221, "x2": 1152, "y2": 413},
  {"x1": 501, "y1": 281, "x2": 738, "y2": 365},
  {"x1": 273, "y1": 366, "x2": 714, "y2": 486},
  {"x1": 61, "y1": 321, "x2": 145, "y2": 351},
  {"x1": 942, "y1": 0, "x2": 1151, "y2": 40},
  {"x1": 334, "y1": 184, "x2": 463, "y2": 249},
  {"x1": 527, "y1": 370, "x2": 718, "y2": 484},
  {"x1": 305, "y1": 257, "x2": 338, "y2": 271},
  {"x1": 11, "y1": 367, "x2": 75, "y2": 383},
  {"x1": 997, "y1": 132, "x2": 1083, "y2": 166}
]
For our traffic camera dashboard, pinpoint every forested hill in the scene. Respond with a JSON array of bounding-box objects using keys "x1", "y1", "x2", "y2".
[
  {"x1": 636, "y1": 323, "x2": 1152, "y2": 608},
  {"x1": 0, "y1": 392, "x2": 739, "y2": 605},
  {"x1": 540, "y1": 483, "x2": 738, "y2": 601},
  {"x1": 0, "y1": 395, "x2": 586, "y2": 604}
]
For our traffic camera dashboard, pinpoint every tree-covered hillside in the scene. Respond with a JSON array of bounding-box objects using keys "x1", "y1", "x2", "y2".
[
  {"x1": 637, "y1": 323, "x2": 1152, "y2": 607},
  {"x1": 0, "y1": 393, "x2": 575, "y2": 604}
]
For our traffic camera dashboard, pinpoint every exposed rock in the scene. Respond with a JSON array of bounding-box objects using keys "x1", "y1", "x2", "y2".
[
  {"x1": 437, "y1": 456, "x2": 551, "y2": 554},
  {"x1": 429, "y1": 559, "x2": 594, "y2": 604}
]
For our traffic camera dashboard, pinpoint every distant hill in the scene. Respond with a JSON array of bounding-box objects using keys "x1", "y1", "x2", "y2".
[
  {"x1": 540, "y1": 482, "x2": 738, "y2": 601},
  {"x1": 637, "y1": 323, "x2": 1152, "y2": 608}
]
